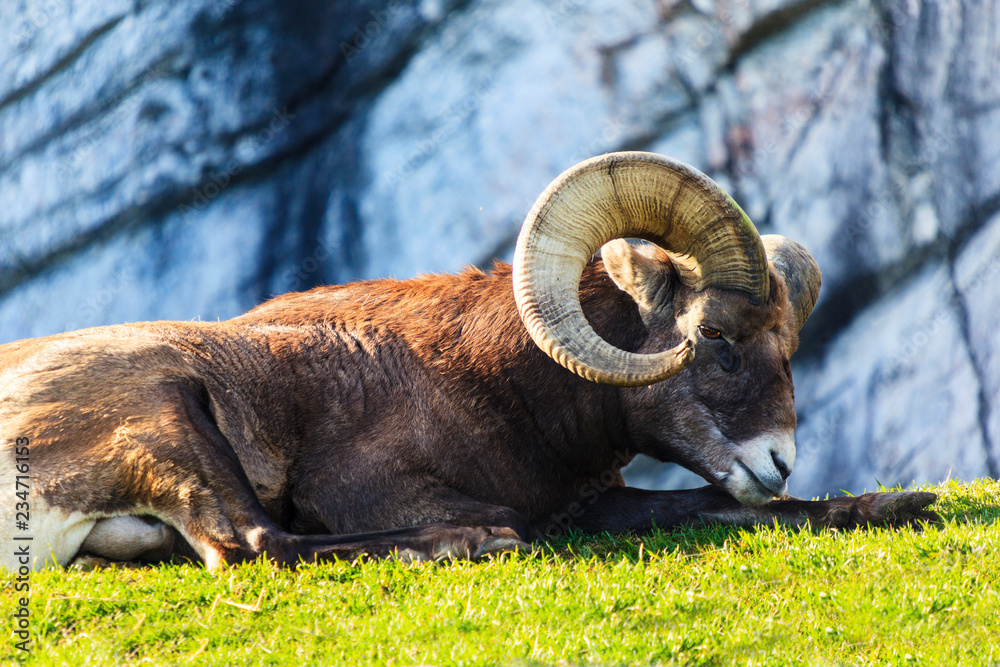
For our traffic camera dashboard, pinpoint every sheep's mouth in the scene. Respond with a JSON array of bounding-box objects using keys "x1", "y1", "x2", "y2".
[{"x1": 735, "y1": 459, "x2": 784, "y2": 498}]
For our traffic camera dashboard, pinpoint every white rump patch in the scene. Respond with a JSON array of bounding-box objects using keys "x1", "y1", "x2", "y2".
[{"x1": 0, "y1": 498, "x2": 97, "y2": 571}]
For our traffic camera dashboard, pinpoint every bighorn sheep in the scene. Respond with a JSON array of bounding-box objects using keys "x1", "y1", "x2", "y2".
[{"x1": 1, "y1": 152, "x2": 936, "y2": 571}]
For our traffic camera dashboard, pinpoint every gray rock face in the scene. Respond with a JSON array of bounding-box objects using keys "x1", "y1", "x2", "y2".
[
  {"x1": 789, "y1": 262, "x2": 992, "y2": 497},
  {"x1": 2, "y1": 0, "x2": 997, "y2": 497}
]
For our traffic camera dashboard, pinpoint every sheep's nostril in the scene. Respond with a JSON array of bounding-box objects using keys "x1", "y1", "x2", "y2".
[{"x1": 772, "y1": 451, "x2": 792, "y2": 480}]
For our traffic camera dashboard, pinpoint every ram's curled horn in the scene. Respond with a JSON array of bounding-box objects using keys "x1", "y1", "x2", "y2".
[
  {"x1": 761, "y1": 235, "x2": 822, "y2": 333},
  {"x1": 512, "y1": 151, "x2": 770, "y2": 387}
]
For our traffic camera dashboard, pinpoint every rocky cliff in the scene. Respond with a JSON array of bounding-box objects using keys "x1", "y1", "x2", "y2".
[{"x1": 2, "y1": 0, "x2": 997, "y2": 497}]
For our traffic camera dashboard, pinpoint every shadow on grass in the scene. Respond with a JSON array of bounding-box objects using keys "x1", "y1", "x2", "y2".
[{"x1": 535, "y1": 523, "x2": 739, "y2": 563}]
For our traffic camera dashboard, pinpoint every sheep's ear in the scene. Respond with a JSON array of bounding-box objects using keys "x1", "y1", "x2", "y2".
[{"x1": 601, "y1": 239, "x2": 676, "y2": 313}]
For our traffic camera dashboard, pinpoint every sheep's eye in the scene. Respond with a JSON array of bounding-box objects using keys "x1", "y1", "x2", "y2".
[{"x1": 699, "y1": 326, "x2": 723, "y2": 339}]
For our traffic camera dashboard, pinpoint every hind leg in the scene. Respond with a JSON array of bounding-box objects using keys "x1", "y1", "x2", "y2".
[
  {"x1": 57, "y1": 381, "x2": 522, "y2": 570},
  {"x1": 72, "y1": 517, "x2": 523, "y2": 568}
]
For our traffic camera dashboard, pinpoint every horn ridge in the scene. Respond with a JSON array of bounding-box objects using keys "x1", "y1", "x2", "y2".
[{"x1": 513, "y1": 151, "x2": 769, "y2": 387}]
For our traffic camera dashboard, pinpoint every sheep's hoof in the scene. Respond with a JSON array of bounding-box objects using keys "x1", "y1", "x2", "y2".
[
  {"x1": 402, "y1": 525, "x2": 529, "y2": 562},
  {"x1": 849, "y1": 491, "x2": 940, "y2": 528},
  {"x1": 473, "y1": 533, "x2": 530, "y2": 560}
]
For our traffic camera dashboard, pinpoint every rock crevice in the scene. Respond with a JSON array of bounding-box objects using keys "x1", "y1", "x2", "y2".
[{"x1": 2, "y1": 0, "x2": 998, "y2": 495}]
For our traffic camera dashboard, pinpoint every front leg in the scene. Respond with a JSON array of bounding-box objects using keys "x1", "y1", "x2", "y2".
[
  {"x1": 700, "y1": 489, "x2": 940, "y2": 529},
  {"x1": 552, "y1": 485, "x2": 939, "y2": 535}
]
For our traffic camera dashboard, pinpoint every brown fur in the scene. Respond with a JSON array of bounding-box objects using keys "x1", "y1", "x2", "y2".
[{"x1": 0, "y1": 258, "x2": 937, "y2": 570}]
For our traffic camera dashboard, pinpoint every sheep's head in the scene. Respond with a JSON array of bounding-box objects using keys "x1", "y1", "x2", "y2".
[{"x1": 513, "y1": 152, "x2": 821, "y2": 506}]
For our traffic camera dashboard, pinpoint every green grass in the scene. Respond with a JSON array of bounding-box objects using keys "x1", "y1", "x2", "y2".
[{"x1": 4, "y1": 479, "x2": 999, "y2": 666}]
